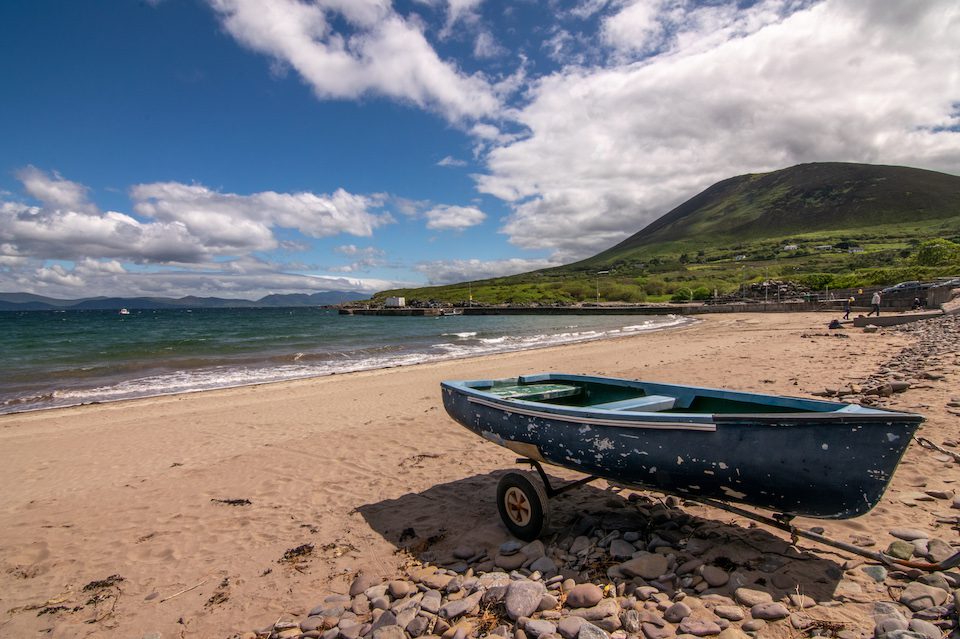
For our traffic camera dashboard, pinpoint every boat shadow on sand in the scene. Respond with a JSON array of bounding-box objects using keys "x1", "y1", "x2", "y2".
[{"x1": 356, "y1": 469, "x2": 846, "y2": 604}]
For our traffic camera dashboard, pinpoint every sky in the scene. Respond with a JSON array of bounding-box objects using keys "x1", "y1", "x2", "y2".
[{"x1": 1, "y1": 0, "x2": 959, "y2": 300}]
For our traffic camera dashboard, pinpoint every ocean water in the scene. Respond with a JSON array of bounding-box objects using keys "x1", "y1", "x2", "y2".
[{"x1": 0, "y1": 308, "x2": 692, "y2": 414}]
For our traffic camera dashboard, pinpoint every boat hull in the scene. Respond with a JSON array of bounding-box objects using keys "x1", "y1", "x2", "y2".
[{"x1": 441, "y1": 375, "x2": 922, "y2": 519}]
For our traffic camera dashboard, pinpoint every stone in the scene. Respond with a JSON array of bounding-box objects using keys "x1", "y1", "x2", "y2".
[
  {"x1": 406, "y1": 616, "x2": 430, "y2": 638},
  {"x1": 750, "y1": 602, "x2": 789, "y2": 620},
  {"x1": 371, "y1": 611, "x2": 399, "y2": 633},
  {"x1": 712, "y1": 606, "x2": 744, "y2": 621},
  {"x1": 301, "y1": 618, "x2": 326, "y2": 632},
  {"x1": 886, "y1": 540, "x2": 916, "y2": 560},
  {"x1": 522, "y1": 540, "x2": 546, "y2": 560},
  {"x1": 787, "y1": 593, "x2": 815, "y2": 609},
  {"x1": 501, "y1": 540, "x2": 524, "y2": 555},
  {"x1": 900, "y1": 582, "x2": 949, "y2": 612},
  {"x1": 609, "y1": 540, "x2": 636, "y2": 560},
  {"x1": 388, "y1": 580, "x2": 416, "y2": 598},
  {"x1": 506, "y1": 580, "x2": 547, "y2": 620},
  {"x1": 558, "y1": 616, "x2": 587, "y2": 639},
  {"x1": 530, "y1": 556, "x2": 558, "y2": 575},
  {"x1": 566, "y1": 584, "x2": 604, "y2": 609},
  {"x1": 577, "y1": 621, "x2": 610, "y2": 639},
  {"x1": 372, "y1": 626, "x2": 406, "y2": 639},
  {"x1": 619, "y1": 554, "x2": 668, "y2": 580},
  {"x1": 699, "y1": 566, "x2": 729, "y2": 588},
  {"x1": 570, "y1": 537, "x2": 592, "y2": 555},
  {"x1": 421, "y1": 591, "x2": 442, "y2": 614},
  {"x1": 733, "y1": 588, "x2": 772, "y2": 607},
  {"x1": 890, "y1": 528, "x2": 930, "y2": 542},
  {"x1": 640, "y1": 623, "x2": 673, "y2": 639},
  {"x1": 862, "y1": 565, "x2": 888, "y2": 582},
  {"x1": 440, "y1": 592, "x2": 482, "y2": 619},
  {"x1": 741, "y1": 619, "x2": 766, "y2": 632},
  {"x1": 620, "y1": 609, "x2": 641, "y2": 634},
  {"x1": 907, "y1": 618, "x2": 942, "y2": 639},
  {"x1": 567, "y1": 599, "x2": 620, "y2": 621},
  {"x1": 452, "y1": 546, "x2": 476, "y2": 560},
  {"x1": 524, "y1": 620, "x2": 558, "y2": 638},
  {"x1": 925, "y1": 539, "x2": 956, "y2": 563},
  {"x1": 716, "y1": 629, "x2": 750, "y2": 639},
  {"x1": 539, "y1": 593, "x2": 559, "y2": 611},
  {"x1": 663, "y1": 602, "x2": 691, "y2": 623},
  {"x1": 496, "y1": 553, "x2": 528, "y2": 570},
  {"x1": 678, "y1": 618, "x2": 722, "y2": 636}
]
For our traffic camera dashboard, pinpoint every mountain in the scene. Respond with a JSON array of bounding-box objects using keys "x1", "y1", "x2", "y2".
[
  {"x1": 373, "y1": 162, "x2": 960, "y2": 305},
  {"x1": 0, "y1": 291, "x2": 369, "y2": 311},
  {"x1": 580, "y1": 162, "x2": 960, "y2": 267}
]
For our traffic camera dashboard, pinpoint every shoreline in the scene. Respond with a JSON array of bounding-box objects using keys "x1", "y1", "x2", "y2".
[
  {"x1": 1, "y1": 314, "x2": 697, "y2": 417},
  {"x1": 1, "y1": 312, "x2": 956, "y2": 638}
]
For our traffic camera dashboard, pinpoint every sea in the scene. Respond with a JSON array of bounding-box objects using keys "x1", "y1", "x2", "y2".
[{"x1": 0, "y1": 307, "x2": 693, "y2": 415}]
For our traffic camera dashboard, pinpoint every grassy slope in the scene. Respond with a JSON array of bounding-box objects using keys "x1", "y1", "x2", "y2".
[{"x1": 377, "y1": 163, "x2": 960, "y2": 305}]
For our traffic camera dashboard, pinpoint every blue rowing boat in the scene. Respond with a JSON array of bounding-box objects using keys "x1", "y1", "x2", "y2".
[{"x1": 441, "y1": 373, "x2": 923, "y2": 541}]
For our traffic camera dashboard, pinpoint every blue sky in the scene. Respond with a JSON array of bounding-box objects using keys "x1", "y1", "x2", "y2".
[{"x1": 1, "y1": 0, "x2": 958, "y2": 299}]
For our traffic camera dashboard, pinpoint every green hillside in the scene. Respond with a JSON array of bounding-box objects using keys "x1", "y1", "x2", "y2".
[{"x1": 376, "y1": 163, "x2": 960, "y2": 305}]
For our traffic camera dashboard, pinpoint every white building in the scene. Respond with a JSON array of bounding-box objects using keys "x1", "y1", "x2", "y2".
[{"x1": 385, "y1": 296, "x2": 406, "y2": 307}]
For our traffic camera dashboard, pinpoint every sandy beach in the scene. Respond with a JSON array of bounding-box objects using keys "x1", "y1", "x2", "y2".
[{"x1": 1, "y1": 312, "x2": 957, "y2": 639}]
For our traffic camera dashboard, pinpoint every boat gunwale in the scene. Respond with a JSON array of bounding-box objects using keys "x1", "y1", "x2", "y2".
[{"x1": 441, "y1": 374, "x2": 924, "y2": 423}]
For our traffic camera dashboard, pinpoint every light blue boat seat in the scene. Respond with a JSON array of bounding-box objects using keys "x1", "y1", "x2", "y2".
[
  {"x1": 489, "y1": 383, "x2": 581, "y2": 401},
  {"x1": 590, "y1": 394, "x2": 676, "y2": 412}
]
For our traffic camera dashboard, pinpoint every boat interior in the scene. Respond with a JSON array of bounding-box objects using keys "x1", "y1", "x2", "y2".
[{"x1": 465, "y1": 374, "x2": 849, "y2": 415}]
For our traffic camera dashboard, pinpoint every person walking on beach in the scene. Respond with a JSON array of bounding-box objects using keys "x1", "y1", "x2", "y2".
[
  {"x1": 868, "y1": 290, "x2": 881, "y2": 316},
  {"x1": 843, "y1": 296, "x2": 853, "y2": 320}
]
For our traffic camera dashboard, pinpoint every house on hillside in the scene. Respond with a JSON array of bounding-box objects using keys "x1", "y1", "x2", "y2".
[
  {"x1": 848, "y1": 246, "x2": 864, "y2": 254},
  {"x1": 782, "y1": 244, "x2": 799, "y2": 251},
  {"x1": 385, "y1": 296, "x2": 406, "y2": 307},
  {"x1": 734, "y1": 254, "x2": 747, "y2": 261}
]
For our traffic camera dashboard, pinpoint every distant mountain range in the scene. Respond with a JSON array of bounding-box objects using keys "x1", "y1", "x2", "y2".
[{"x1": 0, "y1": 291, "x2": 370, "y2": 311}]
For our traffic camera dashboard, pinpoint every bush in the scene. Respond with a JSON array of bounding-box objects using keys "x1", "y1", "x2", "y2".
[
  {"x1": 913, "y1": 239, "x2": 960, "y2": 266},
  {"x1": 671, "y1": 288, "x2": 693, "y2": 302},
  {"x1": 691, "y1": 286, "x2": 712, "y2": 300}
]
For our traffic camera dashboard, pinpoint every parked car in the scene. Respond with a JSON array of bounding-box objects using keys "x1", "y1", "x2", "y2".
[
  {"x1": 881, "y1": 281, "x2": 925, "y2": 295},
  {"x1": 931, "y1": 277, "x2": 960, "y2": 288}
]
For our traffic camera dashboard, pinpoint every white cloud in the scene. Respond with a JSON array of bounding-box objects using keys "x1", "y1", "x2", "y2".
[
  {"x1": 16, "y1": 165, "x2": 96, "y2": 213},
  {"x1": 437, "y1": 155, "x2": 467, "y2": 167},
  {"x1": 131, "y1": 182, "x2": 390, "y2": 245},
  {"x1": 414, "y1": 257, "x2": 561, "y2": 284},
  {"x1": 423, "y1": 204, "x2": 486, "y2": 230},
  {"x1": 331, "y1": 244, "x2": 386, "y2": 272},
  {"x1": 479, "y1": 0, "x2": 960, "y2": 259},
  {"x1": 207, "y1": 0, "x2": 500, "y2": 123}
]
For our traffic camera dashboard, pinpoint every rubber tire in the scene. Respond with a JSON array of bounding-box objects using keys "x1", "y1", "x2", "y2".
[{"x1": 497, "y1": 472, "x2": 551, "y2": 541}]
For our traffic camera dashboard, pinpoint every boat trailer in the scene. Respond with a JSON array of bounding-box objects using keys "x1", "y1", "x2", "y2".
[{"x1": 502, "y1": 458, "x2": 960, "y2": 573}]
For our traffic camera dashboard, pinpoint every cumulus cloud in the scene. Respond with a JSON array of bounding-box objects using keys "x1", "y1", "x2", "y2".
[
  {"x1": 16, "y1": 165, "x2": 96, "y2": 213},
  {"x1": 423, "y1": 204, "x2": 486, "y2": 230},
  {"x1": 414, "y1": 257, "x2": 561, "y2": 284},
  {"x1": 0, "y1": 168, "x2": 403, "y2": 298},
  {"x1": 207, "y1": 0, "x2": 500, "y2": 123},
  {"x1": 1, "y1": 169, "x2": 390, "y2": 266},
  {"x1": 479, "y1": 0, "x2": 960, "y2": 259}
]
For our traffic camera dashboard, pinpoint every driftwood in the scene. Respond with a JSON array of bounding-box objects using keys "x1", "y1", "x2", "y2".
[{"x1": 159, "y1": 578, "x2": 208, "y2": 604}]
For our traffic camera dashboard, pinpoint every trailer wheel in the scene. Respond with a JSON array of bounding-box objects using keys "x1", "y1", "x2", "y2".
[{"x1": 497, "y1": 472, "x2": 550, "y2": 541}]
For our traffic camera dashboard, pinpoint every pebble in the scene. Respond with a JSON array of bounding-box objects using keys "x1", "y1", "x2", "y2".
[
  {"x1": 900, "y1": 582, "x2": 949, "y2": 612},
  {"x1": 890, "y1": 528, "x2": 930, "y2": 541},
  {"x1": 886, "y1": 540, "x2": 915, "y2": 560},
  {"x1": 619, "y1": 554, "x2": 668, "y2": 580},
  {"x1": 712, "y1": 606, "x2": 744, "y2": 621},
  {"x1": 733, "y1": 588, "x2": 772, "y2": 607},
  {"x1": 750, "y1": 602, "x2": 789, "y2": 620},
  {"x1": 506, "y1": 581, "x2": 547, "y2": 620},
  {"x1": 663, "y1": 601, "x2": 691, "y2": 623},
  {"x1": 863, "y1": 565, "x2": 888, "y2": 582},
  {"x1": 566, "y1": 584, "x2": 603, "y2": 609}
]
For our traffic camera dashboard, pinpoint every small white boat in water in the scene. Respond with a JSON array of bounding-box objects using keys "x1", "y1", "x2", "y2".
[{"x1": 119, "y1": 308, "x2": 130, "y2": 315}]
